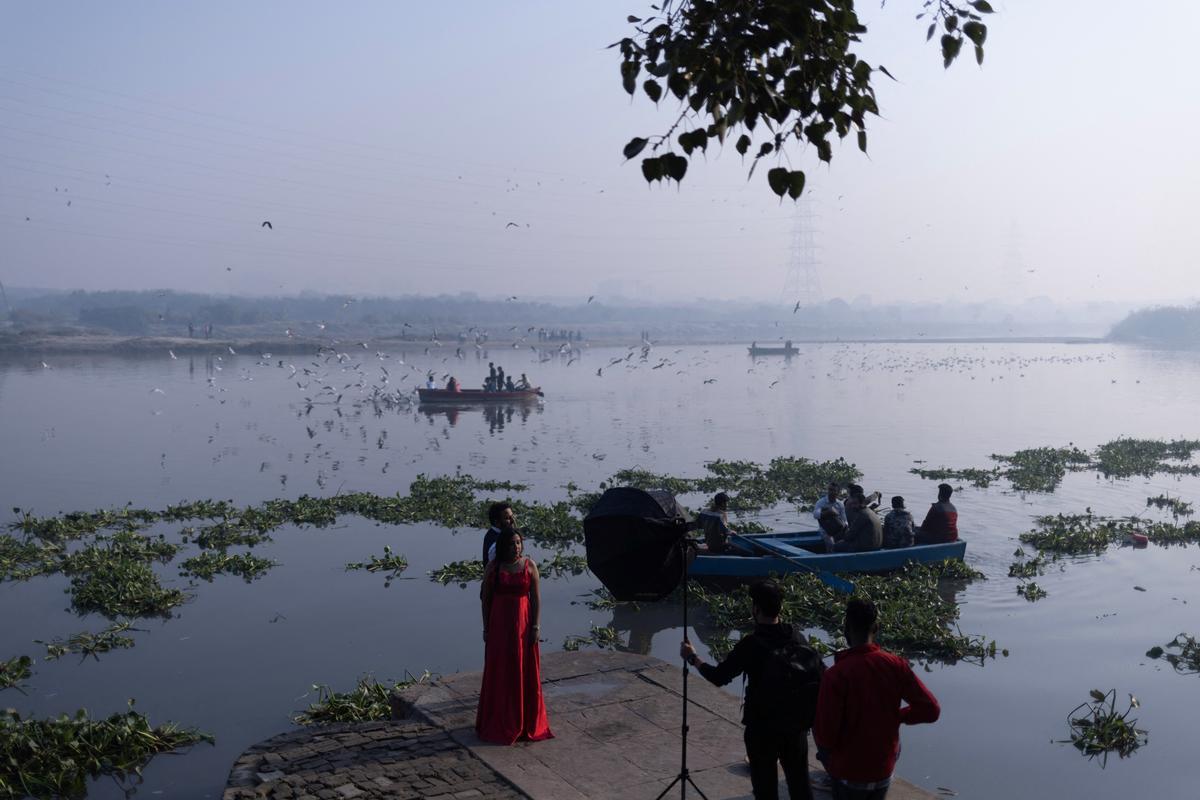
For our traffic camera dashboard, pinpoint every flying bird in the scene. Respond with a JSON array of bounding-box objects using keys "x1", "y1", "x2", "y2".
[
  {"x1": 793, "y1": 301, "x2": 801, "y2": 314},
  {"x1": 505, "y1": 222, "x2": 520, "y2": 228},
  {"x1": 261, "y1": 221, "x2": 272, "y2": 229},
  {"x1": 587, "y1": 295, "x2": 595, "y2": 303}
]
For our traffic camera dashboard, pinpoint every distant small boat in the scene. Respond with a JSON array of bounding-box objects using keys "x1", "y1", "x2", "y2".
[
  {"x1": 689, "y1": 530, "x2": 967, "y2": 578},
  {"x1": 748, "y1": 344, "x2": 799, "y2": 356},
  {"x1": 417, "y1": 387, "x2": 543, "y2": 403}
]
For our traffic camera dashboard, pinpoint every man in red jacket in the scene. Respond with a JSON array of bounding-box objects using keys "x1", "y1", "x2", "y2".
[{"x1": 813, "y1": 598, "x2": 940, "y2": 799}]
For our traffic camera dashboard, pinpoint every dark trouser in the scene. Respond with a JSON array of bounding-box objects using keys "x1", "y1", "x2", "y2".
[
  {"x1": 830, "y1": 781, "x2": 889, "y2": 800},
  {"x1": 744, "y1": 726, "x2": 811, "y2": 800}
]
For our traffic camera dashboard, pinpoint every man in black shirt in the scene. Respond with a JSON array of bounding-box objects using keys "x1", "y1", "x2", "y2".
[
  {"x1": 481, "y1": 501, "x2": 515, "y2": 565},
  {"x1": 681, "y1": 581, "x2": 824, "y2": 800}
]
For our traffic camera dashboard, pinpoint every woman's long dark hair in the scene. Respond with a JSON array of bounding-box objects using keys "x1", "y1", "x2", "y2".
[{"x1": 494, "y1": 526, "x2": 521, "y2": 563}]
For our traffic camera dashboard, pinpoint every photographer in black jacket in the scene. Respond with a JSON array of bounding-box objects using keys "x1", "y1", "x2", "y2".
[{"x1": 681, "y1": 580, "x2": 824, "y2": 800}]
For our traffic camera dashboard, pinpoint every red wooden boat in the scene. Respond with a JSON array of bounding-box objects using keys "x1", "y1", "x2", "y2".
[{"x1": 417, "y1": 387, "x2": 543, "y2": 403}]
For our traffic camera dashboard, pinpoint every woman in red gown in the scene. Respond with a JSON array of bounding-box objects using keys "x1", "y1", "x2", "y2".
[{"x1": 476, "y1": 529, "x2": 553, "y2": 744}]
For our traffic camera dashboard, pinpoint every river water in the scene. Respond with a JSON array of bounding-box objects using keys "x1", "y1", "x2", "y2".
[{"x1": 0, "y1": 341, "x2": 1196, "y2": 799}]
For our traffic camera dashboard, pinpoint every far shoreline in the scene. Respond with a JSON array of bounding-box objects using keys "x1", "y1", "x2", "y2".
[{"x1": 0, "y1": 331, "x2": 1116, "y2": 357}]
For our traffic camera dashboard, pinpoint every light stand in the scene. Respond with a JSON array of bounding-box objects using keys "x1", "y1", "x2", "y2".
[{"x1": 655, "y1": 538, "x2": 708, "y2": 800}]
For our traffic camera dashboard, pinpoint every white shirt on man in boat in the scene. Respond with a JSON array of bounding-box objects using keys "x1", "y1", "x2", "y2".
[{"x1": 812, "y1": 495, "x2": 847, "y2": 526}]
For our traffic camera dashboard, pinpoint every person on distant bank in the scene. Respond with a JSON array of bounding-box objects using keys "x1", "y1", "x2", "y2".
[
  {"x1": 915, "y1": 484, "x2": 958, "y2": 545},
  {"x1": 882, "y1": 496, "x2": 914, "y2": 549},
  {"x1": 695, "y1": 492, "x2": 754, "y2": 556},
  {"x1": 815, "y1": 599, "x2": 940, "y2": 799}
]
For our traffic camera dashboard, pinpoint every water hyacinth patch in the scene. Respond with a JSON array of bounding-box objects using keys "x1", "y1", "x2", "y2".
[
  {"x1": 345, "y1": 545, "x2": 408, "y2": 574},
  {"x1": 38, "y1": 622, "x2": 140, "y2": 662},
  {"x1": 0, "y1": 655, "x2": 33, "y2": 693},
  {"x1": 689, "y1": 562, "x2": 996, "y2": 665},
  {"x1": 908, "y1": 466, "x2": 998, "y2": 488},
  {"x1": 1145, "y1": 633, "x2": 1200, "y2": 675},
  {"x1": 1016, "y1": 582, "x2": 1048, "y2": 601},
  {"x1": 0, "y1": 703, "x2": 213, "y2": 797},
  {"x1": 68, "y1": 558, "x2": 189, "y2": 619},
  {"x1": 429, "y1": 559, "x2": 485, "y2": 586},
  {"x1": 562, "y1": 624, "x2": 623, "y2": 651},
  {"x1": 1146, "y1": 494, "x2": 1193, "y2": 517},
  {"x1": 1064, "y1": 689, "x2": 1147, "y2": 765},
  {"x1": 292, "y1": 673, "x2": 429, "y2": 726},
  {"x1": 180, "y1": 551, "x2": 277, "y2": 582}
]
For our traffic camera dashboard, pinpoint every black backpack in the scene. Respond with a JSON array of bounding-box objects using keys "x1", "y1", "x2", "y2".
[{"x1": 748, "y1": 635, "x2": 824, "y2": 730}]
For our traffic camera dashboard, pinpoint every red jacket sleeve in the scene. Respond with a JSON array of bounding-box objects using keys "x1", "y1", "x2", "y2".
[{"x1": 897, "y1": 662, "x2": 940, "y2": 725}]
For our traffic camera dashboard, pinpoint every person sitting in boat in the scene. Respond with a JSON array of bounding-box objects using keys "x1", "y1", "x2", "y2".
[
  {"x1": 915, "y1": 484, "x2": 958, "y2": 544},
  {"x1": 818, "y1": 506, "x2": 848, "y2": 553},
  {"x1": 834, "y1": 489, "x2": 883, "y2": 552},
  {"x1": 694, "y1": 492, "x2": 754, "y2": 556},
  {"x1": 812, "y1": 483, "x2": 847, "y2": 528},
  {"x1": 516, "y1": 373, "x2": 531, "y2": 390},
  {"x1": 505, "y1": 376, "x2": 516, "y2": 391},
  {"x1": 882, "y1": 496, "x2": 915, "y2": 549},
  {"x1": 446, "y1": 376, "x2": 460, "y2": 392},
  {"x1": 426, "y1": 374, "x2": 438, "y2": 389}
]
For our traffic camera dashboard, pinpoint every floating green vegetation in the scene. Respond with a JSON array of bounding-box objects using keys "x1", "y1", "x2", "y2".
[
  {"x1": 911, "y1": 438, "x2": 1200, "y2": 493},
  {"x1": 1016, "y1": 582, "x2": 1048, "y2": 602},
  {"x1": 576, "y1": 587, "x2": 621, "y2": 611},
  {"x1": 1092, "y1": 438, "x2": 1200, "y2": 479},
  {"x1": 0, "y1": 655, "x2": 32, "y2": 693},
  {"x1": 1019, "y1": 513, "x2": 1137, "y2": 555},
  {"x1": 1065, "y1": 690, "x2": 1147, "y2": 764},
  {"x1": 180, "y1": 551, "x2": 276, "y2": 582},
  {"x1": 690, "y1": 562, "x2": 995, "y2": 664},
  {"x1": 1008, "y1": 551, "x2": 1047, "y2": 578},
  {"x1": 1146, "y1": 633, "x2": 1200, "y2": 675},
  {"x1": 563, "y1": 624, "x2": 624, "y2": 651},
  {"x1": 37, "y1": 622, "x2": 139, "y2": 662},
  {"x1": 429, "y1": 559, "x2": 484, "y2": 587},
  {"x1": 0, "y1": 703, "x2": 213, "y2": 798},
  {"x1": 0, "y1": 533, "x2": 61, "y2": 581},
  {"x1": 292, "y1": 673, "x2": 429, "y2": 726},
  {"x1": 1146, "y1": 494, "x2": 1192, "y2": 519},
  {"x1": 345, "y1": 545, "x2": 408, "y2": 575},
  {"x1": 992, "y1": 447, "x2": 1091, "y2": 493},
  {"x1": 908, "y1": 466, "x2": 998, "y2": 488},
  {"x1": 68, "y1": 559, "x2": 188, "y2": 619},
  {"x1": 538, "y1": 552, "x2": 589, "y2": 578}
]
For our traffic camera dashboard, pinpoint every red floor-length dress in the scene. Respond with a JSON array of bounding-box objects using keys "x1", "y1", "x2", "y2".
[{"x1": 476, "y1": 558, "x2": 554, "y2": 744}]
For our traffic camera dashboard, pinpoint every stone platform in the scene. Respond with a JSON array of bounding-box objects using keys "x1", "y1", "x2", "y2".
[{"x1": 225, "y1": 650, "x2": 938, "y2": 800}]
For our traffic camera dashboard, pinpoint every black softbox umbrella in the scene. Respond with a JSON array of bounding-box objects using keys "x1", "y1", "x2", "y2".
[{"x1": 584, "y1": 487, "x2": 692, "y2": 601}]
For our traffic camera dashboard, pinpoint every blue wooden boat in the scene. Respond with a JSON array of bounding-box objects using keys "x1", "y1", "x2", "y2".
[{"x1": 688, "y1": 530, "x2": 966, "y2": 578}]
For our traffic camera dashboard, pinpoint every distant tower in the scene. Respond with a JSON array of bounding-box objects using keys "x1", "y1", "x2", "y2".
[{"x1": 780, "y1": 197, "x2": 823, "y2": 310}]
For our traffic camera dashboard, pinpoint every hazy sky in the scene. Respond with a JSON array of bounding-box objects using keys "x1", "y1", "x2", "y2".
[{"x1": 1, "y1": 2, "x2": 1196, "y2": 305}]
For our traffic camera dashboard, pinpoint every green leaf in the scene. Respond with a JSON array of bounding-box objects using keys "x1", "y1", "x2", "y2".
[
  {"x1": 1089, "y1": 689, "x2": 1107, "y2": 702},
  {"x1": 786, "y1": 170, "x2": 806, "y2": 200},
  {"x1": 941, "y1": 34, "x2": 963, "y2": 68},
  {"x1": 643, "y1": 79, "x2": 663, "y2": 103},
  {"x1": 927, "y1": 22, "x2": 936, "y2": 41},
  {"x1": 641, "y1": 157, "x2": 663, "y2": 183},
  {"x1": 662, "y1": 153, "x2": 688, "y2": 183},
  {"x1": 622, "y1": 137, "x2": 649, "y2": 160},
  {"x1": 767, "y1": 167, "x2": 789, "y2": 198},
  {"x1": 735, "y1": 134, "x2": 752, "y2": 156},
  {"x1": 945, "y1": 16, "x2": 958, "y2": 32},
  {"x1": 963, "y1": 21, "x2": 987, "y2": 46},
  {"x1": 879, "y1": 65, "x2": 898, "y2": 81},
  {"x1": 975, "y1": 44, "x2": 984, "y2": 65},
  {"x1": 627, "y1": 15, "x2": 641, "y2": 23},
  {"x1": 970, "y1": 0, "x2": 995, "y2": 12},
  {"x1": 756, "y1": 142, "x2": 774, "y2": 158},
  {"x1": 1146, "y1": 646, "x2": 1164, "y2": 659},
  {"x1": 668, "y1": 72, "x2": 689, "y2": 100},
  {"x1": 620, "y1": 61, "x2": 640, "y2": 95},
  {"x1": 857, "y1": 130, "x2": 867, "y2": 154}
]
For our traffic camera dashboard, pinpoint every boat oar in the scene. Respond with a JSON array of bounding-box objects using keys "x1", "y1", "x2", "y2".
[{"x1": 731, "y1": 533, "x2": 855, "y2": 594}]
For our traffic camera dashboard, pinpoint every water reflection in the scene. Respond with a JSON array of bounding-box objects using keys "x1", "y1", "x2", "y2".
[{"x1": 418, "y1": 401, "x2": 542, "y2": 433}]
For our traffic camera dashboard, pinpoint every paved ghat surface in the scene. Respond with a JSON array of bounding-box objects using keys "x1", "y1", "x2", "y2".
[{"x1": 225, "y1": 650, "x2": 937, "y2": 799}]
